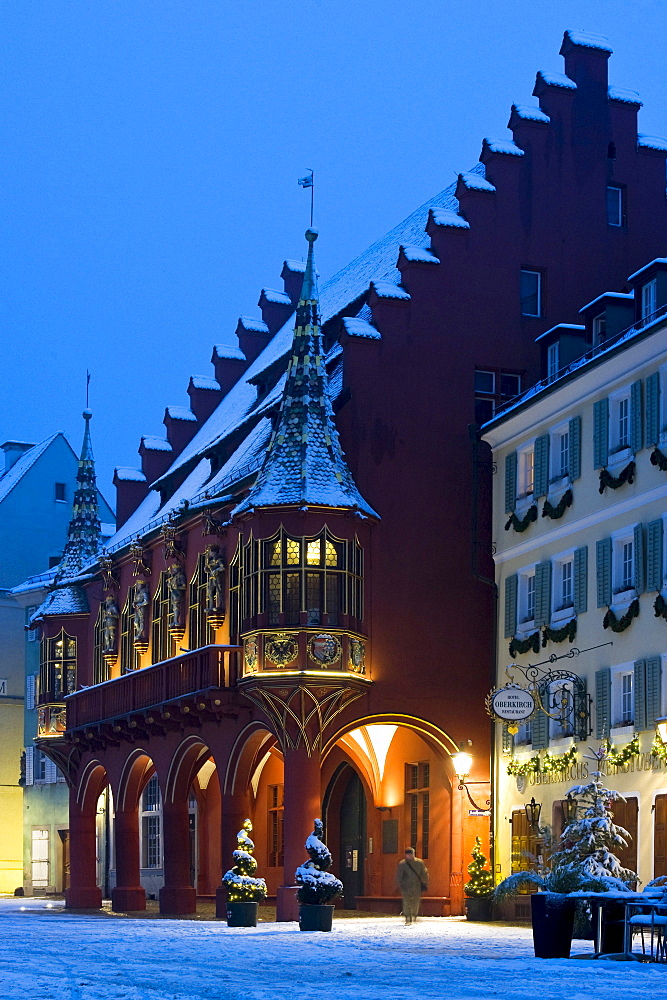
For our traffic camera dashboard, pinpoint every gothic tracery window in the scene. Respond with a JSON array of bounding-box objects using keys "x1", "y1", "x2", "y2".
[
  {"x1": 151, "y1": 573, "x2": 171, "y2": 664},
  {"x1": 188, "y1": 554, "x2": 213, "y2": 651},
  {"x1": 40, "y1": 629, "x2": 77, "y2": 700}
]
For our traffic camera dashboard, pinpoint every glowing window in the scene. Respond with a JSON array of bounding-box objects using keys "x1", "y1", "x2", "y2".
[{"x1": 306, "y1": 540, "x2": 321, "y2": 565}]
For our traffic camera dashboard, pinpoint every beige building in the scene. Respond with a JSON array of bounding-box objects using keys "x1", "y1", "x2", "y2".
[{"x1": 483, "y1": 257, "x2": 667, "y2": 893}]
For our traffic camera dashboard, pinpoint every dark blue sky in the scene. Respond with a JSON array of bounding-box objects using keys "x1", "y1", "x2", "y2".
[{"x1": 2, "y1": 0, "x2": 666, "y2": 498}]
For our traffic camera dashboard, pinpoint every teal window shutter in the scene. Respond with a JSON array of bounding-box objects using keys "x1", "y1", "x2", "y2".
[
  {"x1": 505, "y1": 451, "x2": 517, "y2": 513},
  {"x1": 631, "y1": 379, "x2": 644, "y2": 453},
  {"x1": 574, "y1": 678, "x2": 589, "y2": 741},
  {"x1": 634, "y1": 523, "x2": 645, "y2": 594},
  {"x1": 646, "y1": 656, "x2": 663, "y2": 728},
  {"x1": 534, "y1": 434, "x2": 550, "y2": 497},
  {"x1": 574, "y1": 546, "x2": 588, "y2": 614},
  {"x1": 595, "y1": 667, "x2": 611, "y2": 739},
  {"x1": 634, "y1": 659, "x2": 647, "y2": 731},
  {"x1": 645, "y1": 371, "x2": 660, "y2": 447},
  {"x1": 531, "y1": 692, "x2": 549, "y2": 749},
  {"x1": 568, "y1": 415, "x2": 582, "y2": 480},
  {"x1": 647, "y1": 519, "x2": 665, "y2": 592},
  {"x1": 534, "y1": 560, "x2": 552, "y2": 627},
  {"x1": 596, "y1": 538, "x2": 612, "y2": 607},
  {"x1": 504, "y1": 574, "x2": 518, "y2": 637},
  {"x1": 593, "y1": 398, "x2": 609, "y2": 469}
]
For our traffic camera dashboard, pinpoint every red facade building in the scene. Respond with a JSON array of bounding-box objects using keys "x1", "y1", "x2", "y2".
[{"x1": 35, "y1": 32, "x2": 667, "y2": 917}]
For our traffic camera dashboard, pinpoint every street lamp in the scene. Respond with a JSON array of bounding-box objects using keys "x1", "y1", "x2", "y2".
[
  {"x1": 561, "y1": 792, "x2": 578, "y2": 824},
  {"x1": 524, "y1": 797, "x2": 541, "y2": 831},
  {"x1": 450, "y1": 741, "x2": 489, "y2": 811}
]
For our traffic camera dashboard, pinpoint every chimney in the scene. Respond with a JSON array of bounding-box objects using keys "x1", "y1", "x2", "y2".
[
  {"x1": 1, "y1": 440, "x2": 35, "y2": 473},
  {"x1": 188, "y1": 375, "x2": 223, "y2": 422},
  {"x1": 163, "y1": 405, "x2": 198, "y2": 456},
  {"x1": 258, "y1": 288, "x2": 294, "y2": 335},
  {"x1": 281, "y1": 259, "x2": 307, "y2": 304},
  {"x1": 235, "y1": 316, "x2": 271, "y2": 366},
  {"x1": 112, "y1": 467, "x2": 149, "y2": 530},
  {"x1": 138, "y1": 436, "x2": 173, "y2": 485},
  {"x1": 211, "y1": 345, "x2": 248, "y2": 395},
  {"x1": 560, "y1": 29, "x2": 611, "y2": 92}
]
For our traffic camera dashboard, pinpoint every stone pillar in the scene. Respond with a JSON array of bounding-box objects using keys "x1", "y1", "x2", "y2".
[
  {"x1": 111, "y1": 809, "x2": 146, "y2": 911},
  {"x1": 449, "y1": 783, "x2": 464, "y2": 916},
  {"x1": 276, "y1": 745, "x2": 321, "y2": 921},
  {"x1": 215, "y1": 789, "x2": 251, "y2": 918},
  {"x1": 159, "y1": 799, "x2": 196, "y2": 914},
  {"x1": 65, "y1": 794, "x2": 102, "y2": 909}
]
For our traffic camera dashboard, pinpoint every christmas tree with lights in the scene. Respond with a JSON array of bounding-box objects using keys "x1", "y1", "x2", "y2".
[
  {"x1": 223, "y1": 819, "x2": 267, "y2": 903},
  {"x1": 464, "y1": 837, "x2": 494, "y2": 897}
]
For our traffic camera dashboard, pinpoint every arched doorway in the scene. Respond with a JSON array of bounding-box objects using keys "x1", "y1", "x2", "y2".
[{"x1": 339, "y1": 768, "x2": 366, "y2": 908}]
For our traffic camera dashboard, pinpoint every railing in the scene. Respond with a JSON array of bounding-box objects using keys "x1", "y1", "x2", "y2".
[
  {"x1": 66, "y1": 644, "x2": 240, "y2": 730},
  {"x1": 492, "y1": 301, "x2": 667, "y2": 422}
]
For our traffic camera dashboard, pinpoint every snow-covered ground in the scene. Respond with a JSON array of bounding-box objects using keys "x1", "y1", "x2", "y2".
[{"x1": 0, "y1": 897, "x2": 664, "y2": 1000}]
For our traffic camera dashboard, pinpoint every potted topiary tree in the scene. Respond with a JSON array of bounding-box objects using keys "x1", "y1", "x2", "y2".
[
  {"x1": 494, "y1": 746, "x2": 637, "y2": 958},
  {"x1": 222, "y1": 818, "x2": 267, "y2": 927},
  {"x1": 295, "y1": 819, "x2": 343, "y2": 931},
  {"x1": 464, "y1": 837, "x2": 495, "y2": 920}
]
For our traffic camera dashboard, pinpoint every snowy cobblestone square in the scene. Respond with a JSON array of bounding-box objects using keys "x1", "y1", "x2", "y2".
[{"x1": 0, "y1": 898, "x2": 665, "y2": 1000}]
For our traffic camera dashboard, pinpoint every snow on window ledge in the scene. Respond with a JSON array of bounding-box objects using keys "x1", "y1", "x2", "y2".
[
  {"x1": 610, "y1": 724, "x2": 634, "y2": 738},
  {"x1": 547, "y1": 475, "x2": 571, "y2": 498},
  {"x1": 607, "y1": 445, "x2": 633, "y2": 468},
  {"x1": 515, "y1": 492, "x2": 535, "y2": 511},
  {"x1": 551, "y1": 606, "x2": 575, "y2": 625},
  {"x1": 611, "y1": 587, "x2": 637, "y2": 608}
]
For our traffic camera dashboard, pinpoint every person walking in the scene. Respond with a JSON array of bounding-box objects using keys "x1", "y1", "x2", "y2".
[{"x1": 397, "y1": 847, "x2": 429, "y2": 924}]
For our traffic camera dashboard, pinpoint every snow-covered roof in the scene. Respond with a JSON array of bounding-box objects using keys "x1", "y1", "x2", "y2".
[
  {"x1": 165, "y1": 405, "x2": 197, "y2": 422},
  {"x1": 627, "y1": 257, "x2": 667, "y2": 282},
  {"x1": 579, "y1": 291, "x2": 634, "y2": 313},
  {"x1": 141, "y1": 436, "x2": 172, "y2": 452},
  {"x1": 212, "y1": 345, "x2": 246, "y2": 362},
  {"x1": 30, "y1": 584, "x2": 89, "y2": 622},
  {"x1": 283, "y1": 259, "x2": 306, "y2": 274},
  {"x1": 429, "y1": 208, "x2": 470, "y2": 229},
  {"x1": 190, "y1": 374, "x2": 221, "y2": 391},
  {"x1": 342, "y1": 317, "x2": 382, "y2": 340},
  {"x1": 608, "y1": 87, "x2": 642, "y2": 106},
  {"x1": 535, "y1": 70, "x2": 577, "y2": 91},
  {"x1": 260, "y1": 288, "x2": 291, "y2": 305},
  {"x1": 0, "y1": 432, "x2": 62, "y2": 504},
  {"x1": 114, "y1": 466, "x2": 147, "y2": 482},
  {"x1": 562, "y1": 29, "x2": 612, "y2": 53},
  {"x1": 510, "y1": 104, "x2": 550, "y2": 124},
  {"x1": 638, "y1": 134, "x2": 667, "y2": 153},
  {"x1": 458, "y1": 171, "x2": 497, "y2": 193},
  {"x1": 534, "y1": 323, "x2": 585, "y2": 343},
  {"x1": 100, "y1": 523, "x2": 115, "y2": 539},
  {"x1": 482, "y1": 138, "x2": 525, "y2": 157},
  {"x1": 11, "y1": 567, "x2": 58, "y2": 596},
  {"x1": 400, "y1": 244, "x2": 441, "y2": 264}
]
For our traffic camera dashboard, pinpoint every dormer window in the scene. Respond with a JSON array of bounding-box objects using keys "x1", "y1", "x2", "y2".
[
  {"x1": 592, "y1": 313, "x2": 606, "y2": 347},
  {"x1": 642, "y1": 278, "x2": 657, "y2": 320},
  {"x1": 547, "y1": 342, "x2": 559, "y2": 379}
]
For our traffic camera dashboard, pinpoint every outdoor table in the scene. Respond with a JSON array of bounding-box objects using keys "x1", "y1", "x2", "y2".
[
  {"x1": 577, "y1": 892, "x2": 665, "y2": 958},
  {"x1": 623, "y1": 900, "x2": 667, "y2": 962}
]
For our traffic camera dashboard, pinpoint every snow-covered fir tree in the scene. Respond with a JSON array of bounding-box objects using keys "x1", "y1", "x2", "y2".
[
  {"x1": 295, "y1": 819, "x2": 343, "y2": 905},
  {"x1": 223, "y1": 819, "x2": 268, "y2": 902}
]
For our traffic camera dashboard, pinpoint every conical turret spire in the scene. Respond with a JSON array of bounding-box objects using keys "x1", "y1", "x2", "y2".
[
  {"x1": 234, "y1": 229, "x2": 377, "y2": 518},
  {"x1": 56, "y1": 409, "x2": 102, "y2": 581}
]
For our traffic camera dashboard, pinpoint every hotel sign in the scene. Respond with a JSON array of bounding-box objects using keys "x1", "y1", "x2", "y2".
[{"x1": 486, "y1": 684, "x2": 536, "y2": 723}]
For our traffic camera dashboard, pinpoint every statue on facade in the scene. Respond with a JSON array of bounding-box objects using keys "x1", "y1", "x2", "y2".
[
  {"x1": 102, "y1": 594, "x2": 120, "y2": 654},
  {"x1": 133, "y1": 580, "x2": 150, "y2": 639},
  {"x1": 205, "y1": 544, "x2": 226, "y2": 614},
  {"x1": 167, "y1": 562, "x2": 187, "y2": 628}
]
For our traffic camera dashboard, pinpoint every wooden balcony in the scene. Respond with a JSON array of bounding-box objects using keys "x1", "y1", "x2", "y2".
[{"x1": 66, "y1": 644, "x2": 241, "y2": 733}]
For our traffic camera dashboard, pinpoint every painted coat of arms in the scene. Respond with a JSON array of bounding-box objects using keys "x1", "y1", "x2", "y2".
[
  {"x1": 244, "y1": 636, "x2": 259, "y2": 672},
  {"x1": 307, "y1": 633, "x2": 341, "y2": 667},
  {"x1": 349, "y1": 638, "x2": 366, "y2": 673},
  {"x1": 264, "y1": 634, "x2": 299, "y2": 668}
]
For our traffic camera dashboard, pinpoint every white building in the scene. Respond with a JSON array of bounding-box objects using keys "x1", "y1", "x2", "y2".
[{"x1": 483, "y1": 257, "x2": 667, "y2": 899}]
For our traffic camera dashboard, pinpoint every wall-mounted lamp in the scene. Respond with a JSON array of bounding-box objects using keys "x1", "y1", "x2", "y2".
[
  {"x1": 376, "y1": 806, "x2": 392, "y2": 813},
  {"x1": 561, "y1": 792, "x2": 578, "y2": 824},
  {"x1": 450, "y1": 741, "x2": 490, "y2": 811},
  {"x1": 524, "y1": 796, "x2": 541, "y2": 831}
]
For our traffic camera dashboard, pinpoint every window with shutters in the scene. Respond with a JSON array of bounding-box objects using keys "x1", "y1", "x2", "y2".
[
  {"x1": 514, "y1": 719, "x2": 532, "y2": 746},
  {"x1": 518, "y1": 568, "x2": 537, "y2": 627},
  {"x1": 609, "y1": 388, "x2": 632, "y2": 455},
  {"x1": 552, "y1": 554, "x2": 575, "y2": 620},
  {"x1": 611, "y1": 527, "x2": 640, "y2": 599},
  {"x1": 517, "y1": 444, "x2": 535, "y2": 500},
  {"x1": 642, "y1": 278, "x2": 657, "y2": 320},
  {"x1": 549, "y1": 422, "x2": 570, "y2": 482}
]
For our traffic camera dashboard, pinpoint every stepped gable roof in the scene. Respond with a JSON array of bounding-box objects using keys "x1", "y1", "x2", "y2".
[
  {"x1": 54, "y1": 410, "x2": 102, "y2": 583},
  {"x1": 0, "y1": 432, "x2": 62, "y2": 504},
  {"x1": 232, "y1": 229, "x2": 378, "y2": 519}
]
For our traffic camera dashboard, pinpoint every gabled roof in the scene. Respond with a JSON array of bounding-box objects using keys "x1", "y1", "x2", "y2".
[{"x1": 0, "y1": 432, "x2": 64, "y2": 504}]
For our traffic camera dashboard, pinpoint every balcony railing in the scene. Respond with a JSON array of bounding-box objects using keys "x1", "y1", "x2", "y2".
[{"x1": 66, "y1": 644, "x2": 240, "y2": 731}]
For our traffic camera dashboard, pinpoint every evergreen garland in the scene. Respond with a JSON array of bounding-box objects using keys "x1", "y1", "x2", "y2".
[
  {"x1": 542, "y1": 489, "x2": 573, "y2": 520},
  {"x1": 509, "y1": 631, "x2": 541, "y2": 658},
  {"x1": 505, "y1": 504, "x2": 538, "y2": 533},
  {"x1": 598, "y1": 461, "x2": 635, "y2": 494},
  {"x1": 651, "y1": 734, "x2": 667, "y2": 763},
  {"x1": 542, "y1": 618, "x2": 577, "y2": 647},
  {"x1": 507, "y1": 745, "x2": 578, "y2": 778},
  {"x1": 464, "y1": 838, "x2": 494, "y2": 898},
  {"x1": 603, "y1": 734, "x2": 640, "y2": 766},
  {"x1": 603, "y1": 599, "x2": 639, "y2": 633},
  {"x1": 650, "y1": 447, "x2": 667, "y2": 472},
  {"x1": 654, "y1": 593, "x2": 667, "y2": 621}
]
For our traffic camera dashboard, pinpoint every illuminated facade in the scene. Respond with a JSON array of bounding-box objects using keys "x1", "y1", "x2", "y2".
[{"x1": 32, "y1": 31, "x2": 667, "y2": 917}]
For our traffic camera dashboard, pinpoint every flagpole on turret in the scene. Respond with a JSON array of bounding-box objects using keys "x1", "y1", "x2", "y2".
[{"x1": 298, "y1": 169, "x2": 314, "y2": 227}]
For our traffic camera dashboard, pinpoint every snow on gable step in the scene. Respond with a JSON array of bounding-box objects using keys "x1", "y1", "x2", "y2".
[
  {"x1": 258, "y1": 287, "x2": 294, "y2": 335},
  {"x1": 457, "y1": 172, "x2": 496, "y2": 194},
  {"x1": 235, "y1": 315, "x2": 271, "y2": 365},
  {"x1": 638, "y1": 134, "x2": 667, "y2": 154},
  {"x1": 113, "y1": 466, "x2": 149, "y2": 530},
  {"x1": 114, "y1": 466, "x2": 146, "y2": 482},
  {"x1": 427, "y1": 207, "x2": 471, "y2": 229},
  {"x1": 561, "y1": 29, "x2": 612, "y2": 54},
  {"x1": 281, "y1": 259, "x2": 307, "y2": 303},
  {"x1": 608, "y1": 87, "x2": 642, "y2": 107},
  {"x1": 164, "y1": 405, "x2": 199, "y2": 457},
  {"x1": 398, "y1": 244, "x2": 441, "y2": 268},
  {"x1": 165, "y1": 405, "x2": 197, "y2": 422},
  {"x1": 341, "y1": 316, "x2": 382, "y2": 340},
  {"x1": 508, "y1": 104, "x2": 551, "y2": 129},
  {"x1": 188, "y1": 374, "x2": 223, "y2": 423},
  {"x1": 211, "y1": 343, "x2": 248, "y2": 396},
  {"x1": 534, "y1": 70, "x2": 577, "y2": 94},
  {"x1": 369, "y1": 280, "x2": 411, "y2": 301},
  {"x1": 139, "y1": 435, "x2": 173, "y2": 485},
  {"x1": 480, "y1": 138, "x2": 526, "y2": 164}
]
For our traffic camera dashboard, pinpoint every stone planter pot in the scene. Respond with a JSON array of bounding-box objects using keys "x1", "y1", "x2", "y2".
[
  {"x1": 531, "y1": 892, "x2": 576, "y2": 959},
  {"x1": 299, "y1": 903, "x2": 335, "y2": 932},
  {"x1": 226, "y1": 901, "x2": 258, "y2": 927},
  {"x1": 465, "y1": 896, "x2": 494, "y2": 921}
]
